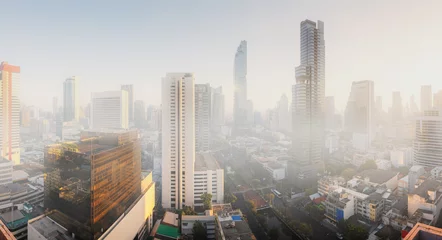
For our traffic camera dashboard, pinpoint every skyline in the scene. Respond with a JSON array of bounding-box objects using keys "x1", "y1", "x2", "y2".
[{"x1": 2, "y1": 1, "x2": 442, "y2": 114}]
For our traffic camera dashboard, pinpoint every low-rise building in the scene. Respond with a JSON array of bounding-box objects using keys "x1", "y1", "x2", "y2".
[
  {"x1": 324, "y1": 190, "x2": 355, "y2": 223},
  {"x1": 318, "y1": 175, "x2": 345, "y2": 196},
  {"x1": 264, "y1": 162, "x2": 285, "y2": 181},
  {"x1": 354, "y1": 169, "x2": 399, "y2": 190},
  {"x1": 398, "y1": 175, "x2": 409, "y2": 196},
  {"x1": 375, "y1": 159, "x2": 392, "y2": 170},
  {"x1": 181, "y1": 214, "x2": 216, "y2": 239},
  {"x1": 390, "y1": 148, "x2": 413, "y2": 168},
  {"x1": 194, "y1": 153, "x2": 224, "y2": 207},
  {"x1": 212, "y1": 204, "x2": 255, "y2": 240},
  {"x1": 409, "y1": 166, "x2": 426, "y2": 192},
  {"x1": 407, "y1": 179, "x2": 442, "y2": 225},
  {"x1": 27, "y1": 211, "x2": 74, "y2": 240},
  {"x1": 404, "y1": 223, "x2": 442, "y2": 240}
]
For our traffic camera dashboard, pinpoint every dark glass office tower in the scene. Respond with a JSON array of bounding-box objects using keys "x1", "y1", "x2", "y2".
[{"x1": 44, "y1": 129, "x2": 141, "y2": 240}]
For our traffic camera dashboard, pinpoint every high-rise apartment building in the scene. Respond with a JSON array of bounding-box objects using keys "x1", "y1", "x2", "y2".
[
  {"x1": 344, "y1": 80, "x2": 374, "y2": 150},
  {"x1": 44, "y1": 129, "x2": 141, "y2": 239},
  {"x1": 211, "y1": 86, "x2": 224, "y2": 132},
  {"x1": 161, "y1": 73, "x2": 195, "y2": 209},
  {"x1": 290, "y1": 20, "x2": 325, "y2": 186},
  {"x1": 121, "y1": 84, "x2": 134, "y2": 122},
  {"x1": 0, "y1": 62, "x2": 20, "y2": 165},
  {"x1": 421, "y1": 85, "x2": 432, "y2": 112},
  {"x1": 277, "y1": 94, "x2": 290, "y2": 132},
  {"x1": 90, "y1": 90, "x2": 129, "y2": 129},
  {"x1": 134, "y1": 100, "x2": 146, "y2": 129},
  {"x1": 63, "y1": 76, "x2": 79, "y2": 122},
  {"x1": 233, "y1": 40, "x2": 248, "y2": 130},
  {"x1": 392, "y1": 91, "x2": 403, "y2": 123},
  {"x1": 410, "y1": 95, "x2": 419, "y2": 114},
  {"x1": 195, "y1": 83, "x2": 211, "y2": 152},
  {"x1": 414, "y1": 110, "x2": 442, "y2": 168},
  {"x1": 433, "y1": 90, "x2": 442, "y2": 110}
]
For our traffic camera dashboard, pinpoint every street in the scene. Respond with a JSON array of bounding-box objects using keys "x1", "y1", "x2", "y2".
[
  {"x1": 234, "y1": 193, "x2": 270, "y2": 240},
  {"x1": 273, "y1": 197, "x2": 336, "y2": 240}
]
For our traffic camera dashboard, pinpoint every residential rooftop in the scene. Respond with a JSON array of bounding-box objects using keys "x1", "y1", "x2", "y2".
[
  {"x1": 195, "y1": 153, "x2": 221, "y2": 171},
  {"x1": 405, "y1": 223, "x2": 442, "y2": 239},
  {"x1": 410, "y1": 179, "x2": 442, "y2": 201},
  {"x1": 356, "y1": 169, "x2": 398, "y2": 184},
  {"x1": 28, "y1": 213, "x2": 74, "y2": 240}
]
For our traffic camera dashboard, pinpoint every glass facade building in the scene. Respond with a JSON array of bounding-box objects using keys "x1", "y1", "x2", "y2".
[{"x1": 44, "y1": 129, "x2": 141, "y2": 240}]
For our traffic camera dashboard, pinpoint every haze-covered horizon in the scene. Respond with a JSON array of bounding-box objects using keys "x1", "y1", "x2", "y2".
[{"x1": 2, "y1": 0, "x2": 442, "y2": 114}]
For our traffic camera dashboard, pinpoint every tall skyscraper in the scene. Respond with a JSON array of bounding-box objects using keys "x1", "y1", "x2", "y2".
[
  {"x1": 392, "y1": 91, "x2": 403, "y2": 123},
  {"x1": 290, "y1": 20, "x2": 325, "y2": 186},
  {"x1": 421, "y1": 85, "x2": 432, "y2": 112},
  {"x1": 195, "y1": 83, "x2": 211, "y2": 152},
  {"x1": 90, "y1": 90, "x2": 129, "y2": 129},
  {"x1": 52, "y1": 96, "x2": 58, "y2": 118},
  {"x1": 344, "y1": 80, "x2": 374, "y2": 150},
  {"x1": 211, "y1": 86, "x2": 225, "y2": 132},
  {"x1": 414, "y1": 110, "x2": 442, "y2": 168},
  {"x1": 44, "y1": 129, "x2": 141, "y2": 239},
  {"x1": 63, "y1": 76, "x2": 79, "y2": 122},
  {"x1": 433, "y1": 90, "x2": 442, "y2": 110},
  {"x1": 121, "y1": 84, "x2": 134, "y2": 122},
  {"x1": 277, "y1": 94, "x2": 290, "y2": 132},
  {"x1": 410, "y1": 95, "x2": 419, "y2": 114},
  {"x1": 233, "y1": 40, "x2": 248, "y2": 130},
  {"x1": 0, "y1": 62, "x2": 20, "y2": 165},
  {"x1": 134, "y1": 100, "x2": 146, "y2": 129},
  {"x1": 162, "y1": 73, "x2": 195, "y2": 209}
]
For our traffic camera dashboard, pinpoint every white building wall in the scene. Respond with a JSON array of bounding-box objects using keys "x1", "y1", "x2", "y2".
[
  {"x1": 162, "y1": 73, "x2": 195, "y2": 209},
  {"x1": 193, "y1": 169, "x2": 224, "y2": 206},
  {"x1": 90, "y1": 90, "x2": 128, "y2": 129}
]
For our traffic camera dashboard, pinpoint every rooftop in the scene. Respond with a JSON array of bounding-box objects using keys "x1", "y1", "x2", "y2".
[
  {"x1": 29, "y1": 214, "x2": 73, "y2": 240},
  {"x1": 0, "y1": 183, "x2": 27, "y2": 195},
  {"x1": 220, "y1": 219, "x2": 255, "y2": 240},
  {"x1": 195, "y1": 153, "x2": 221, "y2": 171},
  {"x1": 156, "y1": 224, "x2": 179, "y2": 239},
  {"x1": 410, "y1": 179, "x2": 442, "y2": 200},
  {"x1": 405, "y1": 223, "x2": 442, "y2": 239},
  {"x1": 162, "y1": 212, "x2": 179, "y2": 227},
  {"x1": 267, "y1": 162, "x2": 284, "y2": 170},
  {"x1": 357, "y1": 169, "x2": 398, "y2": 184}
]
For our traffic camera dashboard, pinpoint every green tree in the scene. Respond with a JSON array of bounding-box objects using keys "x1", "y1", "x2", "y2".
[
  {"x1": 182, "y1": 206, "x2": 197, "y2": 215},
  {"x1": 299, "y1": 223, "x2": 313, "y2": 236},
  {"x1": 345, "y1": 224, "x2": 369, "y2": 240},
  {"x1": 268, "y1": 228, "x2": 279, "y2": 240},
  {"x1": 200, "y1": 193, "x2": 213, "y2": 210},
  {"x1": 359, "y1": 160, "x2": 377, "y2": 171},
  {"x1": 245, "y1": 200, "x2": 257, "y2": 213},
  {"x1": 192, "y1": 221, "x2": 207, "y2": 240},
  {"x1": 225, "y1": 193, "x2": 237, "y2": 204},
  {"x1": 265, "y1": 193, "x2": 275, "y2": 206},
  {"x1": 256, "y1": 213, "x2": 268, "y2": 229},
  {"x1": 341, "y1": 168, "x2": 357, "y2": 180}
]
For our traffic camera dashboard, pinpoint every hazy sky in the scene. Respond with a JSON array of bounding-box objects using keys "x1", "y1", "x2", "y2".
[{"x1": 2, "y1": 0, "x2": 442, "y2": 115}]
